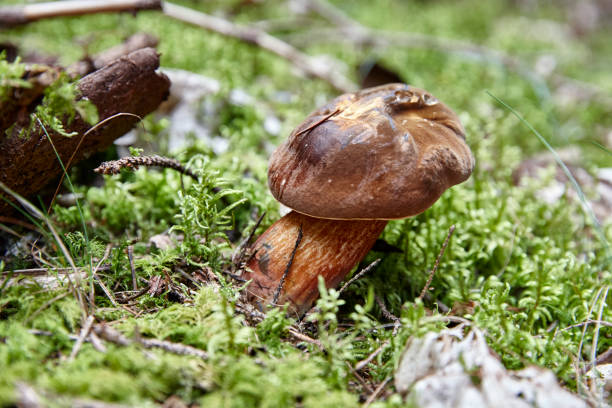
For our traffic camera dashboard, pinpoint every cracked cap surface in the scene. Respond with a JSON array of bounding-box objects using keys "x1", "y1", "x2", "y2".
[{"x1": 268, "y1": 83, "x2": 475, "y2": 220}]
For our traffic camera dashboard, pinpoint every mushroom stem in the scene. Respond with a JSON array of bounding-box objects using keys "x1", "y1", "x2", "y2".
[{"x1": 243, "y1": 210, "x2": 387, "y2": 316}]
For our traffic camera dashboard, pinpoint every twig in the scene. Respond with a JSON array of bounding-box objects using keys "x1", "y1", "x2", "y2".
[
  {"x1": 16, "y1": 382, "x2": 131, "y2": 408},
  {"x1": 301, "y1": 0, "x2": 359, "y2": 29},
  {"x1": 287, "y1": 2, "x2": 612, "y2": 108},
  {"x1": 94, "y1": 155, "x2": 198, "y2": 181},
  {"x1": 117, "y1": 286, "x2": 149, "y2": 303},
  {"x1": 288, "y1": 327, "x2": 323, "y2": 350},
  {"x1": 91, "y1": 273, "x2": 115, "y2": 305},
  {"x1": 127, "y1": 245, "x2": 137, "y2": 291},
  {"x1": 374, "y1": 295, "x2": 400, "y2": 336},
  {"x1": 418, "y1": 225, "x2": 455, "y2": 301},
  {"x1": 293, "y1": 108, "x2": 340, "y2": 138},
  {"x1": 0, "y1": 0, "x2": 161, "y2": 27},
  {"x1": 90, "y1": 244, "x2": 113, "y2": 307},
  {"x1": 364, "y1": 376, "x2": 391, "y2": 407},
  {"x1": 89, "y1": 331, "x2": 107, "y2": 353},
  {"x1": 355, "y1": 340, "x2": 389, "y2": 372},
  {"x1": 93, "y1": 323, "x2": 209, "y2": 360},
  {"x1": 231, "y1": 212, "x2": 266, "y2": 266},
  {"x1": 346, "y1": 361, "x2": 374, "y2": 394},
  {"x1": 68, "y1": 315, "x2": 95, "y2": 361},
  {"x1": 338, "y1": 259, "x2": 381, "y2": 295},
  {"x1": 1, "y1": 265, "x2": 110, "y2": 276},
  {"x1": 556, "y1": 319, "x2": 612, "y2": 334},
  {"x1": 272, "y1": 224, "x2": 303, "y2": 305},
  {"x1": 162, "y1": 2, "x2": 356, "y2": 93}
]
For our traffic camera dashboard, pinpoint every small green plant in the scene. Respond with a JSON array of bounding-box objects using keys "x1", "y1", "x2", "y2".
[
  {"x1": 30, "y1": 71, "x2": 99, "y2": 137},
  {"x1": 0, "y1": 54, "x2": 29, "y2": 100},
  {"x1": 172, "y1": 155, "x2": 246, "y2": 269}
]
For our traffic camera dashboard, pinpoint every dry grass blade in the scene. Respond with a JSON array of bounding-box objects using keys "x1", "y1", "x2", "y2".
[
  {"x1": 337, "y1": 258, "x2": 381, "y2": 295},
  {"x1": 418, "y1": 224, "x2": 455, "y2": 301},
  {"x1": 23, "y1": 291, "x2": 71, "y2": 325},
  {"x1": 0, "y1": 0, "x2": 162, "y2": 27},
  {"x1": 93, "y1": 323, "x2": 209, "y2": 360},
  {"x1": 364, "y1": 377, "x2": 391, "y2": 407},
  {"x1": 272, "y1": 224, "x2": 303, "y2": 305},
  {"x1": 588, "y1": 286, "x2": 609, "y2": 380},
  {"x1": 355, "y1": 340, "x2": 389, "y2": 372},
  {"x1": 488, "y1": 92, "x2": 610, "y2": 260},
  {"x1": 232, "y1": 212, "x2": 266, "y2": 267},
  {"x1": 0, "y1": 180, "x2": 86, "y2": 315},
  {"x1": 127, "y1": 245, "x2": 137, "y2": 291},
  {"x1": 69, "y1": 315, "x2": 95, "y2": 361}
]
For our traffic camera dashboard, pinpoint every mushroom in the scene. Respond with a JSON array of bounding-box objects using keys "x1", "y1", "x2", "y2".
[{"x1": 242, "y1": 83, "x2": 474, "y2": 316}]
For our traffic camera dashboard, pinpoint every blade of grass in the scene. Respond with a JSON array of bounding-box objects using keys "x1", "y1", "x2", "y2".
[
  {"x1": 590, "y1": 140, "x2": 612, "y2": 156},
  {"x1": 0, "y1": 179, "x2": 87, "y2": 317},
  {"x1": 47, "y1": 112, "x2": 144, "y2": 212},
  {"x1": 35, "y1": 115, "x2": 94, "y2": 311},
  {"x1": 487, "y1": 91, "x2": 610, "y2": 262}
]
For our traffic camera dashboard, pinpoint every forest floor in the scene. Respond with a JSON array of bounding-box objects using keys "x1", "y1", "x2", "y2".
[{"x1": 0, "y1": 0, "x2": 611, "y2": 406}]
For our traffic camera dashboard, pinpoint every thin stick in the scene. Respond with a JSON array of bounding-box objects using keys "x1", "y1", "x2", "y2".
[
  {"x1": 355, "y1": 340, "x2": 389, "y2": 371},
  {"x1": 93, "y1": 323, "x2": 209, "y2": 360},
  {"x1": 374, "y1": 296, "x2": 398, "y2": 322},
  {"x1": 162, "y1": 2, "x2": 355, "y2": 93},
  {"x1": 346, "y1": 361, "x2": 374, "y2": 394},
  {"x1": 555, "y1": 319, "x2": 612, "y2": 334},
  {"x1": 1, "y1": 266, "x2": 110, "y2": 277},
  {"x1": 338, "y1": 259, "x2": 381, "y2": 295},
  {"x1": 127, "y1": 245, "x2": 137, "y2": 291},
  {"x1": 288, "y1": 327, "x2": 323, "y2": 350},
  {"x1": 293, "y1": 108, "x2": 340, "y2": 138},
  {"x1": 92, "y1": 272, "x2": 119, "y2": 307},
  {"x1": 0, "y1": 0, "x2": 161, "y2": 27},
  {"x1": 272, "y1": 225, "x2": 303, "y2": 305},
  {"x1": 364, "y1": 377, "x2": 391, "y2": 407},
  {"x1": 232, "y1": 212, "x2": 266, "y2": 266},
  {"x1": 302, "y1": 0, "x2": 359, "y2": 29},
  {"x1": 374, "y1": 295, "x2": 401, "y2": 337},
  {"x1": 91, "y1": 244, "x2": 113, "y2": 307},
  {"x1": 418, "y1": 225, "x2": 455, "y2": 301},
  {"x1": 68, "y1": 315, "x2": 95, "y2": 361},
  {"x1": 89, "y1": 331, "x2": 107, "y2": 353}
]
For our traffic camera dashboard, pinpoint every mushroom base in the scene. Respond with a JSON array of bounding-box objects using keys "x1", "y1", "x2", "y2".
[{"x1": 242, "y1": 211, "x2": 387, "y2": 317}]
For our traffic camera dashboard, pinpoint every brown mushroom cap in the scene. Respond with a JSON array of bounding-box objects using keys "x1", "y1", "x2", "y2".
[{"x1": 268, "y1": 83, "x2": 475, "y2": 220}]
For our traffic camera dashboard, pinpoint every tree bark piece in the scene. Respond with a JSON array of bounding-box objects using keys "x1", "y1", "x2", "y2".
[
  {"x1": 0, "y1": 0, "x2": 161, "y2": 28},
  {"x1": 68, "y1": 33, "x2": 159, "y2": 77},
  {"x1": 0, "y1": 47, "x2": 170, "y2": 216}
]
